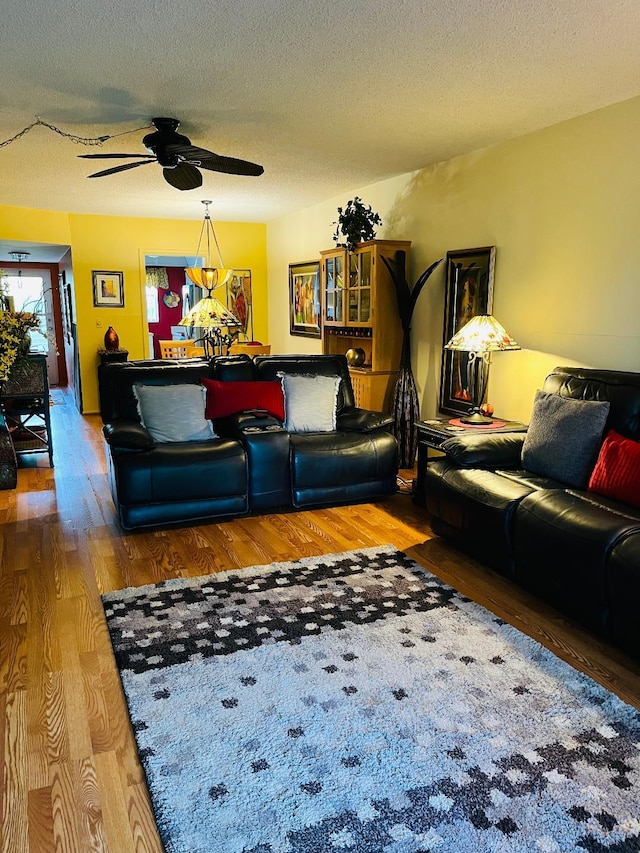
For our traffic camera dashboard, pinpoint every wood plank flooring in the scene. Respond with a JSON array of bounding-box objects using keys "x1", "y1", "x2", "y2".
[{"x1": 1, "y1": 387, "x2": 639, "y2": 852}]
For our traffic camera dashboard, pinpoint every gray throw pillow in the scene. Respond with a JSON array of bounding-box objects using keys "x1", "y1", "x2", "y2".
[
  {"x1": 521, "y1": 389, "x2": 610, "y2": 487},
  {"x1": 133, "y1": 383, "x2": 215, "y2": 443},
  {"x1": 278, "y1": 372, "x2": 341, "y2": 432}
]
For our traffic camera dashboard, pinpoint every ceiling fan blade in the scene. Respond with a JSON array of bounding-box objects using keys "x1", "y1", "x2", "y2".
[
  {"x1": 165, "y1": 143, "x2": 216, "y2": 160},
  {"x1": 163, "y1": 163, "x2": 202, "y2": 191},
  {"x1": 165, "y1": 143, "x2": 264, "y2": 176},
  {"x1": 79, "y1": 153, "x2": 155, "y2": 160},
  {"x1": 196, "y1": 154, "x2": 264, "y2": 177},
  {"x1": 87, "y1": 160, "x2": 155, "y2": 178}
]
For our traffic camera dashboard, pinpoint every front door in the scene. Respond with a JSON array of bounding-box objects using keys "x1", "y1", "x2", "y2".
[{"x1": 3, "y1": 270, "x2": 59, "y2": 385}]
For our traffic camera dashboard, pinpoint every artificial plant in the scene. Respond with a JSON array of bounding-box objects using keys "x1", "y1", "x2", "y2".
[{"x1": 332, "y1": 197, "x2": 382, "y2": 252}]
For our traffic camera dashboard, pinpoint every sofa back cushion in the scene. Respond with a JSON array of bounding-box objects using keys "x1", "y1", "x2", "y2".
[
  {"x1": 543, "y1": 366, "x2": 640, "y2": 441},
  {"x1": 133, "y1": 383, "x2": 215, "y2": 443},
  {"x1": 103, "y1": 360, "x2": 215, "y2": 423},
  {"x1": 521, "y1": 390, "x2": 610, "y2": 488},
  {"x1": 588, "y1": 429, "x2": 640, "y2": 508},
  {"x1": 210, "y1": 354, "x2": 257, "y2": 382}
]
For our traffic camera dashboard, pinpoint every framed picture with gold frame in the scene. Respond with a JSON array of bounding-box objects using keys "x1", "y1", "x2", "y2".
[
  {"x1": 289, "y1": 261, "x2": 321, "y2": 338},
  {"x1": 439, "y1": 246, "x2": 496, "y2": 416}
]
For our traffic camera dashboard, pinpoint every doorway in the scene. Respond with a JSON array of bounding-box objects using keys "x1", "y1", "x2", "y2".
[
  {"x1": 3, "y1": 269, "x2": 59, "y2": 385},
  {"x1": 144, "y1": 257, "x2": 193, "y2": 358}
]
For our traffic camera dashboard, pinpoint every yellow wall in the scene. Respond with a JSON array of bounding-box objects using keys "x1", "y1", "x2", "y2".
[
  {"x1": 267, "y1": 94, "x2": 640, "y2": 423},
  {"x1": 5, "y1": 93, "x2": 640, "y2": 420},
  {"x1": 0, "y1": 206, "x2": 267, "y2": 413}
]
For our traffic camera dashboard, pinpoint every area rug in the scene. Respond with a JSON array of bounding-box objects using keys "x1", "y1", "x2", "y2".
[{"x1": 102, "y1": 546, "x2": 640, "y2": 853}]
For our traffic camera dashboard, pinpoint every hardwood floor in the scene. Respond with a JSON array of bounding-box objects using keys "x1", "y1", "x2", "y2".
[{"x1": 2, "y1": 387, "x2": 640, "y2": 852}]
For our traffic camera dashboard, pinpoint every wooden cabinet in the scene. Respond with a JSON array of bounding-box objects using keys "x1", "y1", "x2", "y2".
[
  {"x1": 320, "y1": 239, "x2": 410, "y2": 412},
  {"x1": 322, "y1": 249, "x2": 346, "y2": 326}
]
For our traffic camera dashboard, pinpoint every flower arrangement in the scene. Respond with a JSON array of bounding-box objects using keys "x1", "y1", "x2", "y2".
[{"x1": 0, "y1": 272, "x2": 41, "y2": 383}]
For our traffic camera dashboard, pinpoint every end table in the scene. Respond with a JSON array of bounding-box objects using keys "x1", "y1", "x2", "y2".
[{"x1": 1, "y1": 354, "x2": 54, "y2": 467}]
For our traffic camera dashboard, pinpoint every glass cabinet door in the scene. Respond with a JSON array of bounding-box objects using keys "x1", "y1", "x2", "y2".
[
  {"x1": 347, "y1": 249, "x2": 372, "y2": 324},
  {"x1": 324, "y1": 254, "x2": 344, "y2": 324}
]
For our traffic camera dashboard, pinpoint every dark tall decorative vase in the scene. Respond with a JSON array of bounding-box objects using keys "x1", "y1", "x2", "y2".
[
  {"x1": 104, "y1": 326, "x2": 120, "y2": 351},
  {"x1": 382, "y1": 252, "x2": 444, "y2": 469},
  {"x1": 392, "y1": 332, "x2": 420, "y2": 469}
]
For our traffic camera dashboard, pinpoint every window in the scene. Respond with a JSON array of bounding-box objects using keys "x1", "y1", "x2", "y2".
[{"x1": 146, "y1": 286, "x2": 159, "y2": 323}]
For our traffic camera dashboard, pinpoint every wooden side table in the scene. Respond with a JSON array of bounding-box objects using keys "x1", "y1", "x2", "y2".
[
  {"x1": 1, "y1": 354, "x2": 54, "y2": 467},
  {"x1": 0, "y1": 412, "x2": 17, "y2": 489},
  {"x1": 414, "y1": 417, "x2": 528, "y2": 507}
]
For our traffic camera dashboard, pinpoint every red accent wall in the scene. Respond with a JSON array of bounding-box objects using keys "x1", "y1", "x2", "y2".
[{"x1": 148, "y1": 267, "x2": 186, "y2": 358}]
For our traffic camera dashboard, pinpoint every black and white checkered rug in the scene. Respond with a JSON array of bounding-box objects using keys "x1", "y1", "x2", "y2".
[{"x1": 102, "y1": 545, "x2": 640, "y2": 853}]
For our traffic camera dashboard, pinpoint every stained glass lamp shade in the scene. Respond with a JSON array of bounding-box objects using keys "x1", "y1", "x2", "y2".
[
  {"x1": 445, "y1": 314, "x2": 520, "y2": 424},
  {"x1": 179, "y1": 290, "x2": 242, "y2": 357}
]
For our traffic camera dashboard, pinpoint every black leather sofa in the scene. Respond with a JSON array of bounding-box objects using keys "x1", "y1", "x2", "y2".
[
  {"x1": 100, "y1": 354, "x2": 398, "y2": 530},
  {"x1": 424, "y1": 366, "x2": 640, "y2": 660}
]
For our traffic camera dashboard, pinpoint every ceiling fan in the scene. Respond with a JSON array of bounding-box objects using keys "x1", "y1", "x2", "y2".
[{"x1": 78, "y1": 117, "x2": 264, "y2": 190}]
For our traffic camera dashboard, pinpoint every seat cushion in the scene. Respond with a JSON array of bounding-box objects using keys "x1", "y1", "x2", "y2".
[
  {"x1": 514, "y1": 488, "x2": 640, "y2": 631},
  {"x1": 110, "y1": 439, "x2": 247, "y2": 505},
  {"x1": 607, "y1": 533, "x2": 640, "y2": 658},
  {"x1": 424, "y1": 459, "x2": 538, "y2": 576},
  {"x1": 289, "y1": 431, "x2": 397, "y2": 505}
]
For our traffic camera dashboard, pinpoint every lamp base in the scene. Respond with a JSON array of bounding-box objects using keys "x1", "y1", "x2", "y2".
[{"x1": 459, "y1": 409, "x2": 494, "y2": 425}]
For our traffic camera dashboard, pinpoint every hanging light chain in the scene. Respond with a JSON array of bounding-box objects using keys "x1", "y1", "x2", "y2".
[
  {"x1": 0, "y1": 117, "x2": 150, "y2": 149},
  {"x1": 200, "y1": 200, "x2": 225, "y2": 269}
]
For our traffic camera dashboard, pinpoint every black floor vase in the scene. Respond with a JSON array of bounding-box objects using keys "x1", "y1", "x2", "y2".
[
  {"x1": 392, "y1": 333, "x2": 420, "y2": 468},
  {"x1": 382, "y1": 251, "x2": 444, "y2": 470}
]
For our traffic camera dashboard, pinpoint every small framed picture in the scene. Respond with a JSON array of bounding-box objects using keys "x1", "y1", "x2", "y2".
[
  {"x1": 93, "y1": 270, "x2": 124, "y2": 307},
  {"x1": 289, "y1": 261, "x2": 321, "y2": 338}
]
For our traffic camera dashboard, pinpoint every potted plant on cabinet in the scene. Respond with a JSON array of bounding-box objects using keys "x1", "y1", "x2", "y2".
[{"x1": 332, "y1": 197, "x2": 382, "y2": 252}]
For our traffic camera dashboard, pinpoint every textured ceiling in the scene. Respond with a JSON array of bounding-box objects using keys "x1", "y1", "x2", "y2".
[{"x1": 2, "y1": 0, "x2": 640, "y2": 238}]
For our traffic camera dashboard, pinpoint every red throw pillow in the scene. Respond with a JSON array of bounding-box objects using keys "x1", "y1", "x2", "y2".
[
  {"x1": 201, "y1": 379, "x2": 285, "y2": 421},
  {"x1": 588, "y1": 429, "x2": 640, "y2": 508}
]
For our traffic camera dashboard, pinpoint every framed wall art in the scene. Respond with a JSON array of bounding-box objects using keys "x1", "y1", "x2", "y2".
[
  {"x1": 227, "y1": 270, "x2": 253, "y2": 338},
  {"x1": 289, "y1": 261, "x2": 321, "y2": 338},
  {"x1": 439, "y1": 246, "x2": 496, "y2": 416},
  {"x1": 93, "y1": 270, "x2": 124, "y2": 307}
]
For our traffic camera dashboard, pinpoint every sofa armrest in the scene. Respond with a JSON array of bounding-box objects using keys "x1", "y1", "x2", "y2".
[
  {"x1": 102, "y1": 420, "x2": 155, "y2": 451},
  {"x1": 440, "y1": 432, "x2": 526, "y2": 469},
  {"x1": 336, "y1": 407, "x2": 394, "y2": 433}
]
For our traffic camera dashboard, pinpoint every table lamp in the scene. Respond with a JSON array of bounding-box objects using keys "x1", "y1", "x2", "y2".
[
  {"x1": 445, "y1": 314, "x2": 520, "y2": 424},
  {"x1": 179, "y1": 288, "x2": 242, "y2": 357}
]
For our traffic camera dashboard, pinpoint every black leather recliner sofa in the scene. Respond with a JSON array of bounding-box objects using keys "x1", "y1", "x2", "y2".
[
  {"x1": 424, "y1": 366, "x2": 640, "y2": 660},
  {"x1": 100, "y1": 354, "x2": 398, "y2": 531}
]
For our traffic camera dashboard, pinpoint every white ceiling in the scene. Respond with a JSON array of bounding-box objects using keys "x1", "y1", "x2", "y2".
[{"x1": 2, "y1": 0, "x2": 640, "y2": 251}]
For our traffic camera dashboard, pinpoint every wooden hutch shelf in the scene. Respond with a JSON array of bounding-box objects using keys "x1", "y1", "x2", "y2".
[{"x1": 320, "y1": 239, "x2": 410, "y2": 412}]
